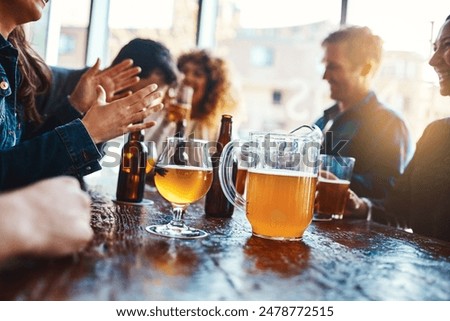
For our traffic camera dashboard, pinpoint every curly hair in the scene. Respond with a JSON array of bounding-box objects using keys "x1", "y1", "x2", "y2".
[
  {"x1": 9, "y1": 26, "x2": 52, "y2": 122},
  {"x1": 177, "y1": 49, "x2": 238, "y2": 129}
]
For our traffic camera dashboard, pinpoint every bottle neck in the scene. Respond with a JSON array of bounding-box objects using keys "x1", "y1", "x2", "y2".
[
  {"x1": 175, "y1": 120, "x2": 186, "y2": 138},
  {"x1": 128, "y1": 130, "x2": 144, "y2": 142},
  {"x1": 217, "y1": 118, "x2": 232, "y2": 151}
]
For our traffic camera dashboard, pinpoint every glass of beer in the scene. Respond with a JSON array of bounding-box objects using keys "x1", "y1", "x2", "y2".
[
  {"x1": 235, "y1": 165, "x2": 248, "y2": 195},
  {"x1": 219, "y1": 128, "x2": 322, "y2": 240},
  {"x1": 145, "y1": 141, "x2": 158, "y2": 174},
  {"x1": 234, "y1": 131, "x2": 273, "y2": 195},
  {"x1": 314, "y1": 155, "x2": 355, "y2": 221},
  {"x1": 145, "y1": 137, "x2": 212, "y2": 239},
  {"x1": 165, "y1": 84, "x2": 194, "y2": 123}
]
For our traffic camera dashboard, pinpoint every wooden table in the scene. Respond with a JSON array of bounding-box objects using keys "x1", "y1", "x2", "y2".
[{"x1": 1, "y1": 182, "x2": 449, "y2": 301}]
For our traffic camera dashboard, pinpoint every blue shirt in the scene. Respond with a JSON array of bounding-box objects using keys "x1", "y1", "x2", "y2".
[
  {"x1": 0, "y1": 35, "x2": 101, "y2": 190},
  {"x1": 314, "y1": 92, "x2": 414, "y2": 201}
]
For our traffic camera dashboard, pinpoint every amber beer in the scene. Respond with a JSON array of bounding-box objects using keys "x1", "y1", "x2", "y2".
[
  {"x1": 154, "y1": 165, "x2": 213, "y2": 204},
  {"x1": 145, "y1": 157, "x2": 156, "y2": 174},
  {"x1": 166, "y1": 84, "x2": 193, "y2": 123},
  {"x1": 166, "y1": 102, "x2": 190, "y2": 123},
  {"x1": 245, "y1": 168, "x2": 317, "y2": 240},
  {"x1": 316, "y1": 178, "x2": 350, "y2": 218},
  {"x1": 235, "y1": 167, "x2": 248, "y2": 195}
]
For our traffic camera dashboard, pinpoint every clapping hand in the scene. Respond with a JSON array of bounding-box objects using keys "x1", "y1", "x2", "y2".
[
  {"x1": 69, "y1": 58, "x2": 141, "y2": 113},
  {"x1": 81, "y1": 83, "x2": 163, "y2": 144}
]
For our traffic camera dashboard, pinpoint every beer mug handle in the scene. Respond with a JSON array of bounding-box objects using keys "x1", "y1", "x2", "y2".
[{"x1": 219, "y1": 140, "x2": 246, "y2": 212}]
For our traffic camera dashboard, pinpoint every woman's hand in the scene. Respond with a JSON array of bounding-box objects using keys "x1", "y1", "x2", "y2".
[
  {"x1": 81, "y1": 83, "x2": 163, "y2": 143},
  {"x1": 69, "y1": 58, "x2": 141, "y2": 113}
]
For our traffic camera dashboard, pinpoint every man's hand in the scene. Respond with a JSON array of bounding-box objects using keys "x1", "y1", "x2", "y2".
[
  {"x1": 0, "y1": 177, "x2": 94, "y2": 261},
  {"x1": 344, "y1": 189, "x2": 369, "y2": 219}
]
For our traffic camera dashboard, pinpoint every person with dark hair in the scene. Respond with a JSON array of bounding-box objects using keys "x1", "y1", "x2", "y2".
[
  {"x1": 111, "y1": 38, "x2": 177, "y2": 92},
  {"x1": 0, "y1": 2, "x2": 162, "y2": 191},
  {"x1": 314, "y1": 25, "x2": 413, "y2": 216},
  {"x1": 347, "y1": 15, "x2": 450, "y2": 242}
]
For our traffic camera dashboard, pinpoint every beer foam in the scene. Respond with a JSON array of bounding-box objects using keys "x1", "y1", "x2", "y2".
[
  {"x1": 318, "y1": 177, "x2": 350, "y2": 184},
  {"x1": 158, "y1": 165, "x2": 212, "y2": 172},
  {"x1": 248, "y1": 167, "x2": 317, "y2": 178}
]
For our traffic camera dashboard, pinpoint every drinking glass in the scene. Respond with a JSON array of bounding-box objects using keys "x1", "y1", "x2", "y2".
[
  {"x1": 165, "y1": 84, "x2": 194, "y2": 123},
  {"x1": 145, "y1": 141, "x2": 158, "y2": 175},
  {"x1": 314, "y1": 155, "x2": 355, "y2": 221},
  {"x1": 144, "y1": 141, "x2": 159, "y2": 194},
  {"x1": 145, "y1": 137, "x2": 212, "y2": 239}
]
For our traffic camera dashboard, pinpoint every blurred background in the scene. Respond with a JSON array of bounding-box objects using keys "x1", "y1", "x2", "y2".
[{"x1": 28, "y1": 0, "x2": 449, "y2": 142}]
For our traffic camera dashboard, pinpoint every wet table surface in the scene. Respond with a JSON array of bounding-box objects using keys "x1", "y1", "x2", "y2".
[{"x1": 1, "y1": 182, "x2": 450, "y2": 301}]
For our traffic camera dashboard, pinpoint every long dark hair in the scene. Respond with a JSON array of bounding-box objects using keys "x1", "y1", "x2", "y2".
[{"x1": 8, "y1": 26, "x2": 51, "y2": 122}]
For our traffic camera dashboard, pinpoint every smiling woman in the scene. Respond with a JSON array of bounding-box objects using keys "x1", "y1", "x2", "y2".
[
  {"x1": 0, "y1": 0, "x2": 163, "y2": 190},
  {"x1": 429, "y1": 15, "x2": 450, "y2": 96},
  {"x1": 348, "y1": 15, "x2": 450, "y2": 243}
]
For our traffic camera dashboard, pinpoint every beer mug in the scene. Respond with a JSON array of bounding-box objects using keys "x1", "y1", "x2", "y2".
[
  {"x1": 219, "y1": 126, "x2": 322, "y2": 240},
  {"x1": 315, "y1": 154, "x2": 355, "y2": 220}
]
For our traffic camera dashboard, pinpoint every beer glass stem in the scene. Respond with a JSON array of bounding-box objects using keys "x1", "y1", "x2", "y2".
[{"x1": 169, "y1": 206, "x2": 185, "y2": 228}]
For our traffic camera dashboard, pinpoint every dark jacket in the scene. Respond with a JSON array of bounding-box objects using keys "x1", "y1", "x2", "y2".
[
  {"x1": 315, "y1": 92, "x2": 414, "y2": 201},
  {"x1": 373, "y1": 118, "x2": 450, "y2": 242}
]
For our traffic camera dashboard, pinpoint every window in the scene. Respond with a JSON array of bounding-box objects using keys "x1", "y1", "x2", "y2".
[
  {"x1": 347, "y1": 0, "x2": 449, "y2": 140},
  {"x1": 28, "y1": 0, "x2": 448, "y2": 142},
  {"x1": 251, "y1": 46, "x2": 274, "y2": 67},
  {"x1": 108, "y1": 0, "x2": 199, "y2": 62},
  {"x1": 272, "y1": 90, "x2": 283, "y2": 105},
  {"x1": 215, "y1": 0, "x2": 341, "y2": 134},
  {"x1": 58, "y1": 34, "x2": 77, "y2": 55}
]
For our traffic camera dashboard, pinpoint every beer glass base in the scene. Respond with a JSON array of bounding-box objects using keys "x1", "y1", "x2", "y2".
[
  {"x1": 312, "y1": 213, "x2": 333, "y2": 221},
  {"x1": 332, "y1": 214, "x2": 344, "y2": 220},
  {"x1": 145, "y1": 224, "x2": 208, "y2": 239},
  {"x1": 113, "y1": 199, "x2": 154, "y2": 206},
  {"x1": 252, "y1": 232, "x2": 302, "y2": 241}
]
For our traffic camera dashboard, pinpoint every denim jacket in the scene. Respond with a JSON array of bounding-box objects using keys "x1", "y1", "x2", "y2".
[{"x1": 0, "y1": 35, "x2": 101, "y2": 191}]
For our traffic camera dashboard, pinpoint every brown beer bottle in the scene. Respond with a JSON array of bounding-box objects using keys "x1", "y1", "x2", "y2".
[
  {"x1": 116, "y1": 130, "x2": 148, "y2": 202},
  {"x1": 173, "y1": 119, "x2": 187, "y2": 165},
  {"x1": 174, "y1": 119, "x2": 186, "y2": 138},
  {"x1": 204, "y1": 114, "x2": 236, "y2": 217}
]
